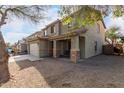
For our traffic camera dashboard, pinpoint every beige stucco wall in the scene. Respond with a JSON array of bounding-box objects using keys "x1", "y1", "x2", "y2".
[
  {"x1": 28, "y1": 39, "x2": 50, "y2": 58},
  {"x1": 27, "y1": 13, "x2": 105, "y2": 59},
  {"x1": 27, "y1": 42, "x2": 30, "y2": 54},
  {"x1": 46, "y1": 22, "x2": 60, "y2": 36},
  {"x1": 45, "y1": 21, "x2": 72, "y2": 36},
  {"x1": 80, "y1": 21, "x2": 105, "y2": 58},
  {"x1": 55, "y1": 23, "x2": 60, "y2": 35},
  {"x1": 45, "y1": 19, "x2": 105, "y2": 59},
  {"x1": 39, "y1": 40, "x2": 49, "y2": 57},
  {"x1": 71, "y1": 36, "x2": 80, "y2": 51},
  {"x1": 70, "y1": 21, "x2": 105, "y2": 59},
  {"x1": 60, "y1": 23, "x2": 69, "y2": 34}
]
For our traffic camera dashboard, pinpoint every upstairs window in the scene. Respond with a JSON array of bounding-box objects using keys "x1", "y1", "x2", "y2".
[
  {"x1": 67, "y1": 21, "x2": 77, "y2": 30},
  {"x1": 51, "y1": 25, "x2": 55, "y2": 33}
]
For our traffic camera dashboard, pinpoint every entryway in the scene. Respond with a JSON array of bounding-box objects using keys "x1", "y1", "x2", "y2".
[
  {"x1": 59, "y1": 39, "x2": 71, "y2": 58},
  {"x1": 79, "y1": 36, "x2": 85, "y2": 59},
  {"x1": 48, "y1": 41, "x2": 53, "y2": 57}
]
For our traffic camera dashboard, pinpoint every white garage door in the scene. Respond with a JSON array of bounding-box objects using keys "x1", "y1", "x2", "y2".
[{"x1": 30, "y1": 43, "x2": 39, "y2": 57}]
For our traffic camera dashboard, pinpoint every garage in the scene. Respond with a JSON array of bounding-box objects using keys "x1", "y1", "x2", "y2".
[{"x1": 30, "y1": 43, "x2": 39, "y2": 57}]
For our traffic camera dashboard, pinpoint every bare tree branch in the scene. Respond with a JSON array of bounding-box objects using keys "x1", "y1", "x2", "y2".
[
  {"x1": 0, "y1": 5, "x2": 49, "y2": 27},
  {"x1": 0, "y1": 5, "x2": 3, "y2": 9}
]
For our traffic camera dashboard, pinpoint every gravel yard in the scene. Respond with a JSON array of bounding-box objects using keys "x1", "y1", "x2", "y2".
[{"x1": 1, "y1": 55, "x2": 124, "y2": 88}]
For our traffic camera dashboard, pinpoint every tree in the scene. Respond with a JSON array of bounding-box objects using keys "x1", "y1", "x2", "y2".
[
  {"x1": 105, "y1": 26, "x2": 120, "y2": 46},
  {"x1": 59, "y1": 5, "x2": 124, "y2": 28},
  {"x1": 0, "y1": 5, "x2": 49, "y2": 83}
]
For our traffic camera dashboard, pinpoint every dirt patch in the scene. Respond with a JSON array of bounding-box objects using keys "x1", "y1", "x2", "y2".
[
  {"x1": 0, "y1": 62, "x2": 10, "y2": 84},
  {"x1": 62, "y1": 83, "x2": 72, "y2": 87},
  {"x1": 1, "y1": 55, "x2": 124, "y2": 88}
]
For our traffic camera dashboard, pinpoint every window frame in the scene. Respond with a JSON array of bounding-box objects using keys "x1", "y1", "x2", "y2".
[
  {"x1": 44, "y1": 30, "x2": 47, "y2": 36},
  {"x1": 51, "y1": 25, "x2": 55, "y2": 34}
]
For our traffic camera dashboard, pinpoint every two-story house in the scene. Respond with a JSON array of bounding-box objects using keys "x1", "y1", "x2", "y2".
[{"x1": 26, "y1": 13, "x2": 106, "y2": 63}]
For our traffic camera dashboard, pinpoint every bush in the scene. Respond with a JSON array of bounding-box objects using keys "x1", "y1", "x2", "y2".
[{"x1": 114, "y1": 44, "x2": 123, "y2": 54}]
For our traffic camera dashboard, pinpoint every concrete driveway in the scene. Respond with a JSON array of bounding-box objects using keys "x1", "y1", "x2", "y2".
[
  {"x1": 8, "y1": 54, "x2": 43, "y2": 63},
  {"x1": 2, "y1": 54, "x2": 124, "y2": 88}
]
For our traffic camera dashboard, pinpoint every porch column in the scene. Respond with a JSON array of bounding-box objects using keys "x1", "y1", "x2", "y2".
[
  {"x1": 71, "y1": 36, "x2": 80, "y2": 63},
  {"x1": 53, "y1": 40, "x2": 59, "y2": 58},
  {"x1": 27, "y1": 42, "x2": 30, "y2": 54}
]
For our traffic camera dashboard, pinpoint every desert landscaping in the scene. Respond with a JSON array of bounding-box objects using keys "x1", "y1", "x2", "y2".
[{"x1": 1, "y1": 55, "x2": 124, "y2": 88}]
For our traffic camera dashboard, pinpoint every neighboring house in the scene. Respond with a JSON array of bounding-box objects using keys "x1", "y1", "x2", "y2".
[
  {"x1": 16, "y1": 39, "x2": 28, "y2": 55},
  {"x1": 12, "y1": 39, "x2": 27, "y2": 55},
  {"x1": 11, "y1": 43, "x2": 18, "y2": 55},
  {"x1": 26, "y1": 12, "x2": 106, "y2": 63}
]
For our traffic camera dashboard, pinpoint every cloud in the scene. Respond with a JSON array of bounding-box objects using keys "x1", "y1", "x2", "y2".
[
  {"x1": 3, "y1": 19, "x2": 24, "y2": 32},
  {"x1": 2, "y1": 18, "x2": 40, "y2": 44},
  {"x1": 104, "y1": 15, "x2": 124, "y2": 35},
  {"x1": 1, "y1": 6, "x2": 59, "y2": 44},
  {"x1": 35, "y1": 6, "x2": 60, "y2": 30},
  {"x1": 3, "y1": 6, "x2": 124, "y2": 44},
  {"x1": 1, "y1": 18, "x2": 30, "y2": 44},
  {"x1": 4, "y1": 32, "x2": 30, "y2": 44}
]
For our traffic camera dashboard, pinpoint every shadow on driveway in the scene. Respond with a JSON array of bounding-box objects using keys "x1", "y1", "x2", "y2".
[{"x1": 9, "y1": 54, "x2": 124, "y2": 87}]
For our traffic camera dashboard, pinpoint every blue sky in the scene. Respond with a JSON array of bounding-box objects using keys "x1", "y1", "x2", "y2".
[
  {"x1": 104, "y1": 14, "x2": 124, "y2": 34},
  {"x1": 1, "y1": 6, "x2": 60, "y2": 44},
  {"x1": 1, "y1": 5, "x2": 124, "y2": 44}
]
